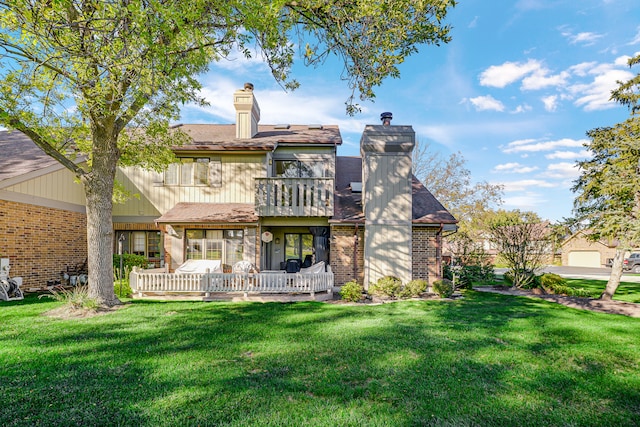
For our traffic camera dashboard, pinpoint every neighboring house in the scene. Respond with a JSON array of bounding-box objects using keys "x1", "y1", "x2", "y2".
[
  {"x1": 0, "y1": 85, "x2": 457, "y2": 292},
  {"x1": 561, "y1": 230, "x2": 618, "y2": 268}
]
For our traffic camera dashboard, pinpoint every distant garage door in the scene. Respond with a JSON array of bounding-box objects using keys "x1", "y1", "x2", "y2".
[{"x1": 568, "y1": 251, "x2": 601, "y2": 268}]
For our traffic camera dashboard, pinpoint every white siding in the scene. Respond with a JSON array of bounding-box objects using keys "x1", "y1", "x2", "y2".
[{"x1": 113, "y1": 154, "x2": 266, "y2": 216}]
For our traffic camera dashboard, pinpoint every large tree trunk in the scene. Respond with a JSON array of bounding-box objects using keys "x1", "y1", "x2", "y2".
[
  {"x1": 82, "y1": 128, "x2": 121, "y2": 307},
  {"x1": 602, "y1": 249, "x2": 624, "y2": 301}
]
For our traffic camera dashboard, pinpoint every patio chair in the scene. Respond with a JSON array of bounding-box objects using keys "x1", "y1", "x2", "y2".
[
  {"x1": 0, "y1": 277, "x2": 24, "y2": 301},
  {"x1": 285, "y1": 259, "x2": 301, "y2": 274},
  {"x1": 232, "y1": 260, "x2": 255, "y2": 274}
]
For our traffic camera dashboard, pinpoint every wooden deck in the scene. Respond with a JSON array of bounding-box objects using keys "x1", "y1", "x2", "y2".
[{"x1": 129, "y1": 268, "x2": 334, "y2": 298}]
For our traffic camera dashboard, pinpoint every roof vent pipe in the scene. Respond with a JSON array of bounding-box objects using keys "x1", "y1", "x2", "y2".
[{"x1": 380, "y1": 112, "x2": 392, "y2": 126}]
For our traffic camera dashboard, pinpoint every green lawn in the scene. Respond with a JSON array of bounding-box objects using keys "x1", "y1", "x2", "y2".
[
  {"x1": 1, "y1": 292, "x2": 639, "y2": 426},
  {"x1": 563, "y1": 278, "x2": 640, "y2": 303}
]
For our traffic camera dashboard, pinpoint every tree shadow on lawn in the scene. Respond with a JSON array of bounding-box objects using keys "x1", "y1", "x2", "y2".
[{"x1": 1, "y1": 295, "x2": 639, "y2": 426}]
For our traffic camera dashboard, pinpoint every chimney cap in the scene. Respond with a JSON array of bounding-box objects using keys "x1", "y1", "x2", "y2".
[
  {"x1": 244, "y1": 82, "x2": 254, "y2": 91},
  {"x1": 380, "y1": 112, "x2": 392, "y2": 125}
]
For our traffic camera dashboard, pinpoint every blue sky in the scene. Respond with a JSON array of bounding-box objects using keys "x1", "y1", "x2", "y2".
[{"x1": 180, "y1": 0, "x2": 640, "y2": 222}]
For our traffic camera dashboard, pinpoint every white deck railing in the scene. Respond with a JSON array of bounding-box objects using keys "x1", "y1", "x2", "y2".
[
  {"x1": 129, "y1": 268, "x2": 333, "y2": 298},
  {"x1": 255, "y1": 177, "x2": 334, "y2": 217}
]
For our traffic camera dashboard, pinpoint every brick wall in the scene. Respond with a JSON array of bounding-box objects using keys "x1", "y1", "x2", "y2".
[
  {"x1": 0, "y1": 199, "x2": 87, "y2": 291},
  {"x1": 330, "y1": 224, "x2": 365, "y2": 286},
  {"x1": 412, "y1": 227, "x2": 441, "y2": 285}
]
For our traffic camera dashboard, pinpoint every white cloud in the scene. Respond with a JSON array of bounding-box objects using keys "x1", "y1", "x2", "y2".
[
  {"x1": 628, "y1": 27, "x2": 640, "y2": 45},
  {"x1": 499, "y1": 179, "x2": 557, "y2": 192},
  {"x1": 545, "y1": 150, "x2": 590, "y2": 160},
  {"x1": 562, "y1": 31, "x2": 605, "y2": 46},
  {"x1": 467, "y1": 95, "x2": 505, "y2": 112},
  {"x1": 503, "y1": 192, "x2": 548, "y2": 210},
  {"x1": 512, "y1": 104, "x2": 532, "y2": 114},
  {"x1": 182, "y1": 72, "x2": 370, "y2": 134},
  {"x1": 502, "y1": 138, "x2": 587, "y2": 153},
  {"x1": 479, "y1": 59, "x2": 542, "y2": 88},
  {"x1": 542, "y1": 162, "x2": 581, "y2": 179},
  {"x1": 570, "y1": 68, "x2": 635, "y2": 111},
  {"x1": 541, "y1": 95, "x2": 558, "y2": 112},
  {"x1": 522, "y1": 70, "x2": 570, "y2": 90},
  {"x1": 493, "y1": 162, "x2": 539, "y2": 173},
  {"x1": 569, "y1": 62, "x2": 597, "y2": 77}
]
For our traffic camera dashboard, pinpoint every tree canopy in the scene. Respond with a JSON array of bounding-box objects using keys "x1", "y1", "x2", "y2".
[
  {"x1": 572, "y1": 53, "x2": 640, "y2": 300},
  {"x1": 412, "y1": 138, "x2": 503, "y2": 226},
  {"x1": 0, "y1": 0, "x2": 457, "y2": 305},
  {"x1": 485, "y1": 209, "x2": 549, "y2": 289}
]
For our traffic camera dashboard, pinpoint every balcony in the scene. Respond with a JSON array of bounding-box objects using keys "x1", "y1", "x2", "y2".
[{"x1": 255, "y1": 177, "x2": 334, "y2": 217}]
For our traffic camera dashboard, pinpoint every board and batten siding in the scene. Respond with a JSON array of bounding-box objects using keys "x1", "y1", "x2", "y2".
[
  {"x1": 2, "y1": 167, "x2": 86, "y2": 207},
  {"x1": 360, "y1": 125, "x2": 415, "y2": 287},
  {"x1": 113, "y1": 154, "x2": 266, "y2": 216}
]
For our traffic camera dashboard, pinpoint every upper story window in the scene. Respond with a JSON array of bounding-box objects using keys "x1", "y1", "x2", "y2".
[
  {"x1": 275, "y1": 160, "x2": 326, "y2": 178},
  {"x1": 164, "y1": 157, "x2": 221, "y2": 187}
]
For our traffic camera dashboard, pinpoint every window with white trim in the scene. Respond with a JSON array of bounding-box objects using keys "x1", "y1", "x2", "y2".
[
  {"x1": 186, "y1": 229, "x2": 244, "y2": 266},
  {"x1": 164, "y1": 158, "x2": 212, "y2": 186}
]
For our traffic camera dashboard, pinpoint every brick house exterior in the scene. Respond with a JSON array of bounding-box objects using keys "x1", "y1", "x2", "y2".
[{"x1": 1, "y1": 87, "x2": 456, "y2": 292}]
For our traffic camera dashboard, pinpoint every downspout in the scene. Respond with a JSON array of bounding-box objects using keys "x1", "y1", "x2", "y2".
[
  {"x1": 436, "y1": 223, "x2": 443, "y2": 281},
  {"x1": 353, "y1": 223, "x2": 359, "y2": 281}
]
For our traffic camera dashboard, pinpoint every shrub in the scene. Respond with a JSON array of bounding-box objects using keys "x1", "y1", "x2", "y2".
[
  {"x1": 114, "y1": 278, "x2": 133, "y2": 299},
  {"x1": 502, "y1": 269, "x2": 539, "y2": 289},
  {"x1": 398, "y1": 279, "x2": 427, "y2": 298},
  {"x1": 39, "y1": 285, "x2": 99, "y2": 310},
  {"x1": 113, "y1": 253, "x2": 148, "y2": 279},
  {"x1": 443, "y1": 264, "x2": 454, "y2": 280},
  {"x1": 432, "y1": 279, "x2": 454, "y2": 298},
  {"x1": 340, "y1": 281, "x2": 364, "y2": 302},
  {"x1": 369, "y1": 276, "x2": 402, "y2": 299},
  {"x1": 539, "y1": 273, "x2": 565, "y2": 289},
  {"x1": 538, "y1": 273, "x2": 593, "y2": 297}
]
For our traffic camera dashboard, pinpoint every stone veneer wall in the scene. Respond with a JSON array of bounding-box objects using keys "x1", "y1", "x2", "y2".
[
  {"x1": 412, "y1": 227, "x2": 441, "y2": 285},
  {"x1": 330, "y1": 224, "x2": 365, "y2": 286},
  {"x1": 0, "y1": 199, "x2": 87, "y2": 291}
]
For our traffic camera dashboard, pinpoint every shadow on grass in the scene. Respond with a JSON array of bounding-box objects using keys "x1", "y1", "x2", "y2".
[{"x1": 0, "y1": 293, "x2": 639, "y2": 426}]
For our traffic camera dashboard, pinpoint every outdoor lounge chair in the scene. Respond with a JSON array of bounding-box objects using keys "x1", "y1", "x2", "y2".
[{"x1": 0, "y1": 262, "x2": 23, "y2": 301}]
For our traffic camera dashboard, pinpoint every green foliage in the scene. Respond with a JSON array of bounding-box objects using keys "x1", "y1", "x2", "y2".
[
  {"x1": 457, "y1": 265, "x2": 495, "y2": 289},
  {"x1": 432, "y1": 279, "x2": 454, "y2": 298},
  {"x1": 572, "y1": 54, "x2": 640, "y2": 299},
  {"x1": 113, "y1": 253, "x2": 148, "y2": 273},
  {"x1": 340, "y1": 281, "x2": 364, "y2": 302},
  {"x1": 398, "y1": 279, "x2": 428, "y2": 298},
  {"x1": 443, "y1": 264, "x2": 454, "y2": 280},
  {"x1": 539, "y1": 273, "x2": 566, "y2": 289},
  {"x1": 39, "y1": 285, "x2": 98, "y2": 311},
  {"x1": 114, "y1": 278, "x2": 133, "y2": 300},
  {"x1": 369, "y1": 276, "x2": 403, "y2": 299},
  {"x1": 539, "y1": 273, "x2": 592, "y2": 297}
]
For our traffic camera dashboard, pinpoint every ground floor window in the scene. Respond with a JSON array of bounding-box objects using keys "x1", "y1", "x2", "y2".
[
  {"x1": 114, "y1": 231, "x2": 162, "y2": 267},
  {"x1": 285, "y1": 233, "x2": 313, "y2": 262},
  {"x1": 186, "y1": 229, "x2": 244, "y2": 266}
]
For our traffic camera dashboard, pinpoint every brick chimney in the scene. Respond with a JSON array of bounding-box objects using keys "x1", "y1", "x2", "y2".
[
  {"x1": 360, "y1": 113, "x2": 415, "y2": 286},
  {"x1": 233, "y1": 82, "x2": 260, "y2": 139}
]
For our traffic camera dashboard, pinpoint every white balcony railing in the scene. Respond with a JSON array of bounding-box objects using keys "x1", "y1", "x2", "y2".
[
  {"x1": 255, "y1": 177, "x2": 333, "y2": 217},
  {"x1": 129, "y1": 268, "x2": 334, "y2": 298}
]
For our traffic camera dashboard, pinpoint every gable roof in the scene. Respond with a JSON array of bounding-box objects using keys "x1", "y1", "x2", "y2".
[
  {"x1": 173, "y1": 124, "x2": 342, "y2": 151},
  {"x1": 561, "y1": 229, "x2": 619, "y2": 249},
  {"x1": 0, "y1": 131, "x2": 61, "y2": 182},
  {"x1": 332, "y1": 156, "x2": 457, "y2": 225}
]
